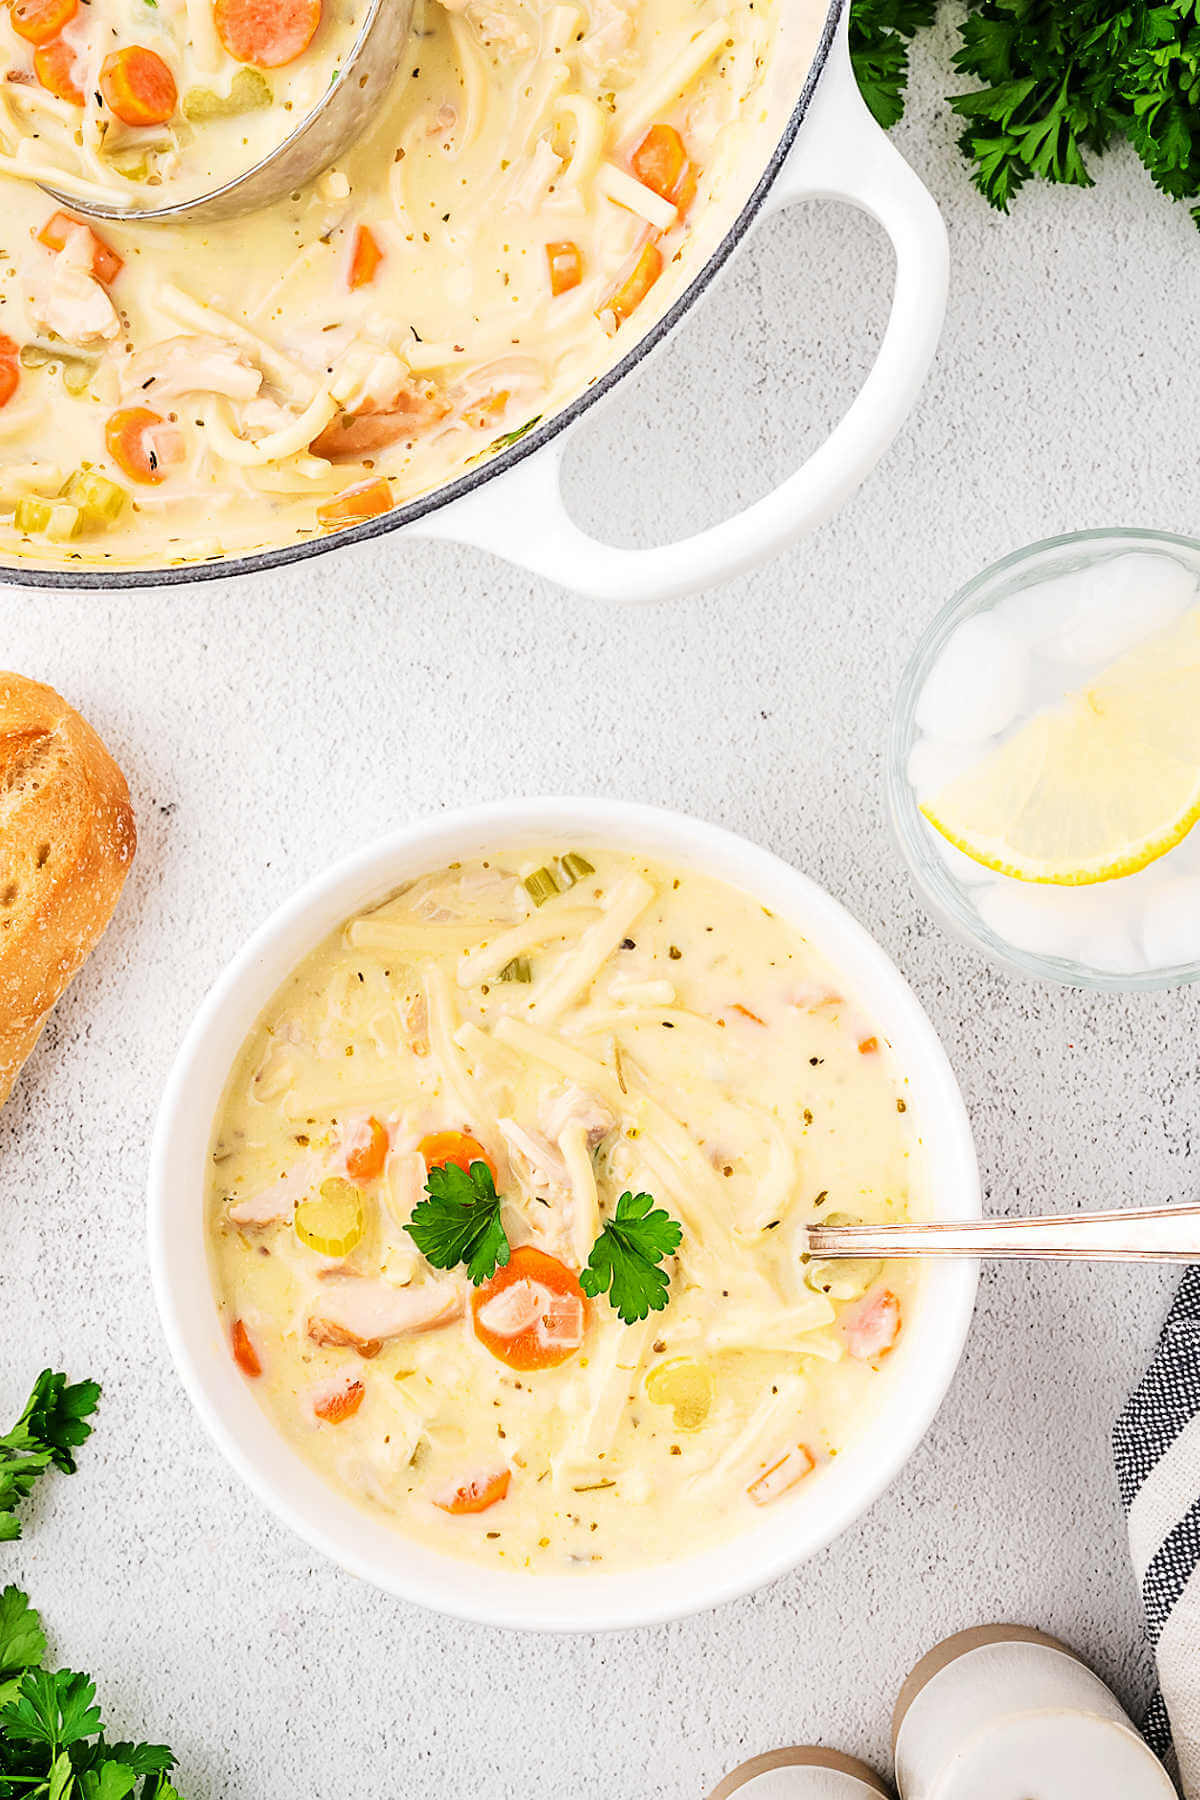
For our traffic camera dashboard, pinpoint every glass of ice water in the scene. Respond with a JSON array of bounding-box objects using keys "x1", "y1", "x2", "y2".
[{"x1": 888, "y1": 528, "x2": 1200, "y2": 990}]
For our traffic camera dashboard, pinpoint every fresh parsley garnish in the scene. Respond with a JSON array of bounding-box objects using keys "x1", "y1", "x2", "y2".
[
  {"x1": 0, "y1": 1587, "x2": 181, "y2": 1800},
  {"x1": 406, "y1": 1160, "x2": 511, "y2": 1285},
  {"x1": 0, "y1": 1372, "x2": 100, "y2": 1543},
  {"x1": 579, "y1": 1191, "x2": 683, "y2": 1325},
  {"x1": 851, "y1": 0, "x2": 1200, "y2": 225}
]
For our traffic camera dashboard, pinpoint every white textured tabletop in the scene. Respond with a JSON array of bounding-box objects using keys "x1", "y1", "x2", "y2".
[{"x1": 1, "y1": 22, "x2": 1196, "y2": 1798}]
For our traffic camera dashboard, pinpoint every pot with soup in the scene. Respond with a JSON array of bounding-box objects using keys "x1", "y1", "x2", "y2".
[
  {"x1": 0, "y1": 0, "x2": 948, "y2": 598},
  {"x1": 150, "y1": 800, "x2": 979, "y2": 1628}
]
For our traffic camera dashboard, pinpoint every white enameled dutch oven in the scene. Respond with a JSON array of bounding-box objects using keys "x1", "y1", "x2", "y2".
[
  {"x1": 148, "y1": 797, "x2": 979, "y2": 1632},
  {"x1": 14, "y1": 0, "x2": 948, "y2": 604}
]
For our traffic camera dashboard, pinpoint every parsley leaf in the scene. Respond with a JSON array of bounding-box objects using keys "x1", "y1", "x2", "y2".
[
  {"x1": 852, "y1": 0, "x2": 1200, "y2": 225},
  {"x1": 0, "y1": 1372, "x2": 100, "y2": 1540},
  {"x1": 0, "y1": 1588, "x2": 46, "y2": 1691},
  {"x1": 405, "y1": 1160, "x2": 511, "y2": 1285},
  {"x1": 579, "y1": 1191, "x2": 683, "y2": 1325}
]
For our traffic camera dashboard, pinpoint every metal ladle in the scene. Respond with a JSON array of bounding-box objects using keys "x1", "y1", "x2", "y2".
[
  {"x1": 41, "y1": 0, "x2": 414, "y2": 224},
  {"x1": 806, "y1": 1204, "x2": 1200, "y2": 1263}
]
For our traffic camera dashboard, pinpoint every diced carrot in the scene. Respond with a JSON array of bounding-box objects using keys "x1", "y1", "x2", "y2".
[
  {"x1": 748, "y1": 1443, "x2": 815, "y2": 1505},
  {"x1": 434, "y1": 1468, "x2": 511, "y2": 1515},
  {"x1": 0, "y1": 336, "x2": 18, "y2": 410},
  {"x1": 731, "y1": 1003, "x2": 765, "y2": 1025},
  {"x1": 10, "y1": 0, "x2": 76, "y2": 47},
  {"x1": 418, "y1": 1130, "x2": 497, "y2": 1183},
  {"x1": 858, "y1": 1036, "x2": 879, "y2": 1054},
  {"x1": 672, "y1": 160, "x2": 698, "y2": 218},
  {"x1": 546, "y1": 239, "x2": 582, "y2": 297},
  {"x1": 214, "y1": 0, "x2": 322, "y2": 67},
  {"x1": 231, "y1": 1318, "x2": 262, "y2": 1377},
  {"x1": 314, "y1": 1379, "x2": 365, "y2": 1423},
  {"x1": 100, "y1": 46, "x2": 177, "y2": 125},
  {"x1": 344, "y1": 1115, "x2": 388, "y2": 1183},
  {"x1": 599, "y1": 240, "x2": 662, "y2": 329},
  {"x1": 34, "y1": 36, "x2": 84, "y2": 105},
  {"x1": 315, "y1": 477, "x2": 392, "y2": 529},
  {"x1": 471, "y1": 1245, "x2": 588, "y2": 1372},
  {"x1": 631, "y1": 124, "x2": 686, "y2": 201},
  {"x1": 843, "y1": 1288, "x2": 901, "y2": 1363},
  {"x1": 105, "y1": 406, "x2": 172, "y2": 484},
  {"x1": 38, "y1": 212, "x2": 123, "y2": 285},
  {"x1": 347, "y1": 223, "x2": 382, "y2": 290}
]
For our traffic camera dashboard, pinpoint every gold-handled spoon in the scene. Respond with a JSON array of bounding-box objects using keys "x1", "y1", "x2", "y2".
[{"x1": 806, "y1": 1205, "x2": 1200, "y2": 1262}]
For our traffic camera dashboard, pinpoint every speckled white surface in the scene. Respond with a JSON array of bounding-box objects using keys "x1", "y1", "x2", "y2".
[{"x1": 1, "y1": 19, "x2": 1197, "y2": 1797}]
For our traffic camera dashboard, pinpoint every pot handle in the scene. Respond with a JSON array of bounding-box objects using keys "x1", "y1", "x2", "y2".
[{"x1": 408, "y1": 17, "x2": 948, "y2": 603}]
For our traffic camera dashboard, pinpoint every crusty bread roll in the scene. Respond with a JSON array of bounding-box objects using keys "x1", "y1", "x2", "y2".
[{"x1": 0, "y1": 673, "x2": 136, "y2": 1106}]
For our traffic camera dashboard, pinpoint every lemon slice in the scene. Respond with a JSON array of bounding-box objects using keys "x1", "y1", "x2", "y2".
[{"x1": 922, "y1": 605, "x2": 1200, "y2": 885}]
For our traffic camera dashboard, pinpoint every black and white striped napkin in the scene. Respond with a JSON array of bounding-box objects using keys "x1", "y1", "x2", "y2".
[{"x1": 1114, "y1": 1266, "x2": 1200, "y2": 1797}]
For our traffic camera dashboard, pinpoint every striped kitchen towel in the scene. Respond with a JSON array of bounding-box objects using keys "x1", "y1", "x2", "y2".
[{"x1": 1114, "y1": 1266, "x2": 1200, "y2": 1798}]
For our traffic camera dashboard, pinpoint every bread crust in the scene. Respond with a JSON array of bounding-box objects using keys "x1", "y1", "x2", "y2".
[{"x1": 0, "y1": 673, "x2": 136, "y2": 1105}]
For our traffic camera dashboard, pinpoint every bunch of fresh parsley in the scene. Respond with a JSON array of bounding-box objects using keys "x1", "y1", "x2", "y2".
[
  {"x1": 0, "y1": 1373, "x2": 100, "y2": 1543},
  {"x1": 406, "y1": 1162, "x2": 683, "y2": 1325},
  {"x1": 850, "y1": 0, "x2": 1200, "y2": 224},
  {"x1": 0, "y1": 1587, "x2": 181, "y2": 1800}
]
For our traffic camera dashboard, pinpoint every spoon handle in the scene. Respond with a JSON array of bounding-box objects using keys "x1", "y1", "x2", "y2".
[{"x1": 805, "y1": 1205, "x2": 1200, "y2": 1262}]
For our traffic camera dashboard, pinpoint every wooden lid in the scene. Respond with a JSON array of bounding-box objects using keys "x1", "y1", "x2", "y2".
[
  {"x1": 892, "y1": 1624, "x2": 1084, "y2": 1751},
  {"x1": 709, "y1": 1747, "x2": 892, "y2": 1799}
]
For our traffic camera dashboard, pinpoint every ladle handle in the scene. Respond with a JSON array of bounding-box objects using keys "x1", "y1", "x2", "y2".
[{"x1": 806, "y1": 1206, "x2": 1200, "y2": 1262}]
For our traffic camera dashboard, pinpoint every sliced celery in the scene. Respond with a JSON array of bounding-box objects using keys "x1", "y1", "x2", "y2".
[
  {"x1": 294, "y1": 1177, "x2": 365, "y2": 1258},
  {"x1": 523, "y1": 865, "x2": 560, "y2": 907},
  {"x1": 183, "y1": 68, "x2": 272, "y2": 120},
  {"x1": 561, "y1": 851, "x2": 594, "y2": 884},
  {"x1": 13, "y1": 496, "x2": 82, "y2": 540},
  {"x1": 61, "y1": 467, "x2": 128, "y2": 527},
  {"x1": 499, "y1": 956, "x2": 532, "y2": 982}
]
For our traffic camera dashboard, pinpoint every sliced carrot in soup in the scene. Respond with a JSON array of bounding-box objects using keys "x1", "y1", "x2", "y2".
[
  {"x1": 100, "y1": 47, "x2": 177, "y2": 125},
  {"x1": 418, "y1": 1130, "x2": 497, "y2": 1183},
  {"x1": 316, "y1": 477, "x2": 393, "y2": 528},
  {"x1": 472, "y1": 1245, "x2": 588, "y2": 1371},
  {"x1": 11, "y1": 0, "x2": 76, "y2": 47},
  {"x1": 313, "y1": 1379, "x2": 365, "y2": 1423},
  {"x1": 39, "y1": 212, "x2": 123, "y2": 285},
  {"x1": 105, "y1": 407, "x2": 171, "y2": 484},
  {"x1": 34, "y1": 37, "x2": 85, "y2": 104},
  {"x1": 631, "y1": 124, "x2": 686, "y2": 200},
  {"x1": 0, "y1": 337, "x2": 19, "y2": 410},
  {"x1": 347, "y1": 224, "x2": 383, "y2": 289},
  {"x1": 843, "y1": 1288, "x2": 901, "y2": 1362},
  {"x1": 748, "y1": 1443, "x2": 815, "y2": 1505},
  {"x1": 214, "y1": 0, "x2": 322, "y2": 67},
  {"x1": 231, "y1": 1319, "x2": 262, "y2": 1377},
  {"x1": 434, "y1": 1468, "x2": 511, "y2": 1514},
  {"x1": 344, "y1": 1114, "x2": 389, "y2": 1182},
  {"x1": 599, "y1": 241, "x2": 662, "y2": 329},
  {"x1": 546, "y1": 239, "x2": 582, "y2": 296}
]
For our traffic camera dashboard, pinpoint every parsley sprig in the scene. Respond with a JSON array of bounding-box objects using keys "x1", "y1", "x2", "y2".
[
  {"x1": 579, "y1": 1191, "x2": 683, "y2": 1325},
  {"x1": 405, "y1": 1160, "x2": 511, "y2": 1285},
  {"x1": 0, "y1": 1373, "x2": 100, "y2": 1544},
  {"x1": 0, "y1": 1586, "x2": 181, "y2": 1800},
  {"x1": 850, "y1": 0, "x2": 1200, "y2": 226}
]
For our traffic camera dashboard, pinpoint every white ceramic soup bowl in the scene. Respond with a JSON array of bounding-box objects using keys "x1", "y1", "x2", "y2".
[{"x1": 148, "y1": 796, "x2": 979, "y2": 1632}]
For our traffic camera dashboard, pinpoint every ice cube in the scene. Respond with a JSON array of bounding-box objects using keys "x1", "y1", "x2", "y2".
[
  {"x1": 914, "y1": 614, "x2": 1029, "y2": 743},
  {"x1": 1045, "y1": 553, "x2": 1196, "y2": 666},
  {"x1": 924, "y1": 822, "x2": 993, "y2": 887},
  {"x1": 906, "y1": 736, "x2": 991, "y2": 800},
  {"x1": 1142, "y1": 876, "x2": 1200, "y2": 969},
  {"x1": 1073, "y1": 930, "x2": 1148, "y2": 975},
  {"x1": 973, "y1": 879, "x2": 1110, "y2": 961},
  {"x1": 994, "y1": 566, "x2": 1097, "y2": 652}
]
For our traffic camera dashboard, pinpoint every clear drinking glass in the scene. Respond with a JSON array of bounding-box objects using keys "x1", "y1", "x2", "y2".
[{"x1": 887, "y1": 527, "x2": 1200, "y2": 992}]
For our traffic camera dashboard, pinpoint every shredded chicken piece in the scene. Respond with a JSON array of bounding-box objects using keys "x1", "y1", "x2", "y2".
[
  {"x1": 464, "y1": 0, "x2": 534, "y2": 52},
  {"x1": 121, "y1": 333, "x2": 263, "y2": 404},
  {"x1": 540, "y1": 1084, "x2": 616, "y2": 1149},
  {"x1": 497, "y1": 1117, "x2": 569, "y2": 1199},
  {"x1": 31, "y1": 246, "x2": 119, "y2": 347},
  {"x1": 310, "y1": 377, "x2": 452, "y2": 459},
  {"x1": 579, "y1": 0, "x2": 637, "y2": 83},
  {"x1": 308, "y1": 1275, "x2": 463, "y2": 1352},
  {"x1": 505, "y1": 137, "x2": 563, "y2": 211},
  {"x1": 227, "y1": 1158, "x2": 318, "y2": 1228}
]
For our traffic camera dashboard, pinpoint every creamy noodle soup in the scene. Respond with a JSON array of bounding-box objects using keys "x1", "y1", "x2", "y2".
[
  {"x1": 0, "y1": 0, "x2": 774, "y2": 566},
  {"x1": 207, "y1": 847, "x2": 925, "y2": 1573}
]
